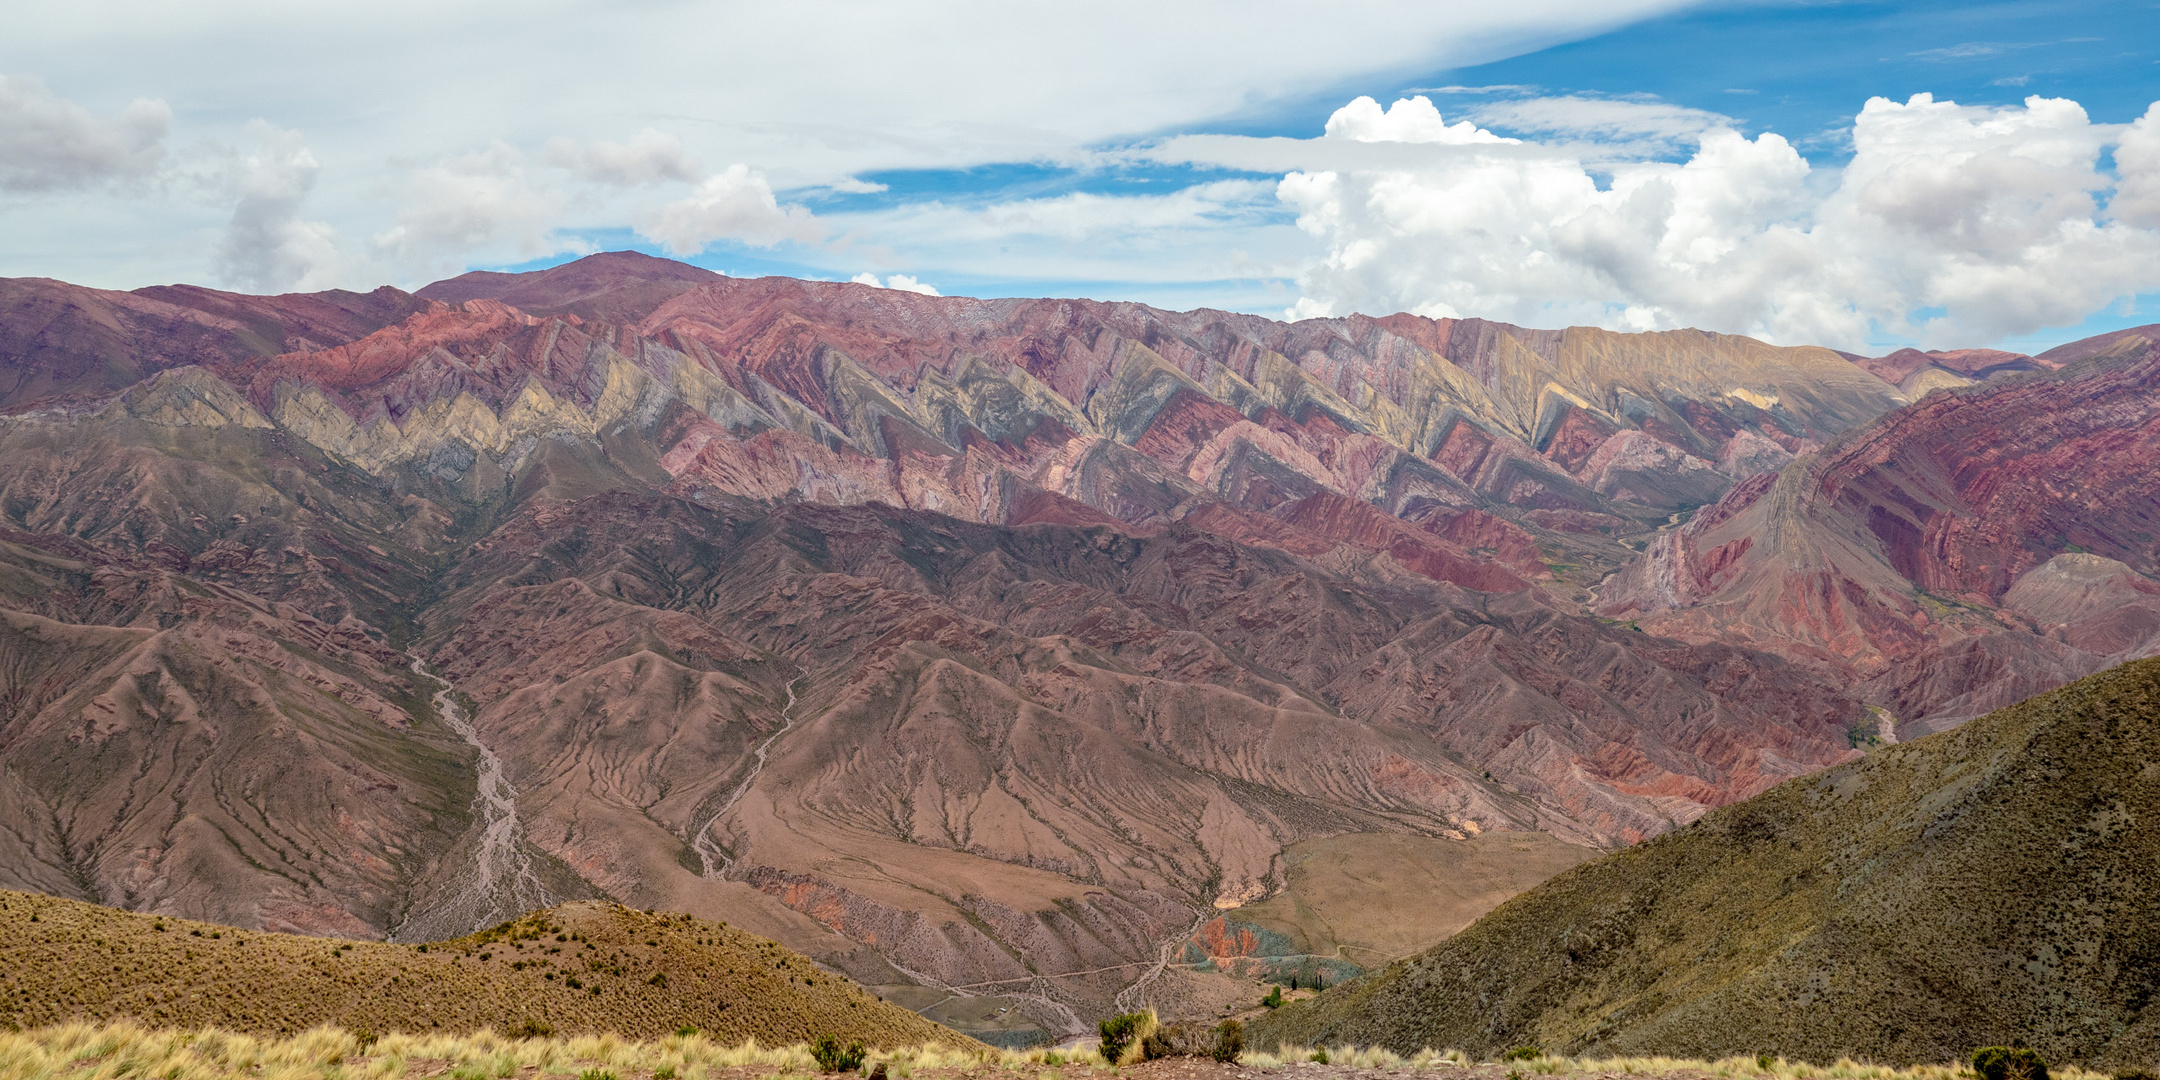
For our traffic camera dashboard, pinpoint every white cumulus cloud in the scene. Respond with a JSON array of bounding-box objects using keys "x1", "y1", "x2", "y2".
[
  {"x1": 1325, "y1": 95, "x2": 1517, "y2": 145},
  {"x1": 1270, "y1": 92, "x2": 2160, "y2": 349},
  {"x1": 0, "y1": 73, "x2": 168, "y2": 192},
  {"x1": 639, "y1": 164, "x2": 825, "y2": 255},
  {"x1": 2112, "y1": 102, "x2": 2160, "y2": 228},
  {"x1": 850, "y1": 272, "x2": 941, "y2": 296},
  {"x1": 545, "y1": 129, "x2": 701, "y2": 187},
  {"x1": 372, "y1": 143, "x2": 570, "y2": 277},
  {"x1": 213, "y1": 122, "x2": 340, "y2": 292}
]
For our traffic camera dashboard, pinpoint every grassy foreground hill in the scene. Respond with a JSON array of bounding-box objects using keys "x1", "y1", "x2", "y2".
[
  {"x1": 1250, "y1": 656, "x2": 2160, "y2": 1067},
  {"x1": 0, "y1": 892, "x2": 967, "y2": 1046}
]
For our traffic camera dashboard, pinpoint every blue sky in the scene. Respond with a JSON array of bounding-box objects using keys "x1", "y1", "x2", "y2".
[
  {"x1": 5, "y1": 0, "x2": 2158, "y2": 353},
  {"x1": 514, "y1": 0, "x2": 2160, "y2": 352}
]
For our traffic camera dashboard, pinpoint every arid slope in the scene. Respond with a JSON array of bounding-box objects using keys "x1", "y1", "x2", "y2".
[
  {"x1": 0, "y1": 889, "x2": 965, "y2": 1045},
  {"x1": 1251, "y1": 656, "x2": 2160, "y2": 1067}
]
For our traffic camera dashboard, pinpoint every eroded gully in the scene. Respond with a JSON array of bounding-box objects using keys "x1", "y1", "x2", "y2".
[
  {"x1": 393, "y1": 655, "x2": 550, "y2": 939},
  {"x1": 693, "y1": 679, "x2": 799, "y2": 878}
]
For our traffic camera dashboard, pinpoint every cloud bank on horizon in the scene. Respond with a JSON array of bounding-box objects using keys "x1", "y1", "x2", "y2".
[
  {"x1": 1, "y1": 0, "x2": 2157, "y2": 353},
  {"x1": 1255, "y1": 93, "x2": 2160, "y2": 350}
]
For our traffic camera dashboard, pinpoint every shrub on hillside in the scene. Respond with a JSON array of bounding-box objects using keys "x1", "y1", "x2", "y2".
[
  {"x1": 1140, "y1": 1028, "x2": 1177, "y2": 1061},
  {"x1": 1136, "y1": 1020, "x2": 1237, "y2": 1062},
  {"x1": 1973, "y1": 1047, "x2": 2049, "y2": 1080},
  {"x1": 1213, "y1": 1020, "x2": 1243, "y2": 1063},
  {"x1": 1504, "y1": 1046, "x2": 1543, "y2": 1062},
  {"x1": 1098, "y1": 1010, "x2": 1154, "y2": 1065},
  {"x1": 811, "y1": 1037, "x2": 866, "y2": 1074}
]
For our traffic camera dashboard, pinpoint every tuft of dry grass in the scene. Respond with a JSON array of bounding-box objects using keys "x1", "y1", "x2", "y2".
[
  {"x1": 1235, "y1": 1046, "x2": 2114, "y2": 1080},
  {"x1": 0, "y1": 1024, "x2": 2122, "y2": 1080},
  {"x1": 0, "y1": 1024, "x2": 1082, "y2": 1080}
]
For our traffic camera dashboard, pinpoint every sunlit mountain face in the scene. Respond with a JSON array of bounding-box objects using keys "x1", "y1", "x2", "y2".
[{"x1": 2, "y1": 250, "x2": 2154, "y2": 1041}]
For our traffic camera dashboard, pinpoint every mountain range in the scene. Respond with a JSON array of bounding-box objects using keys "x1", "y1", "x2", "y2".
[{"x1": 1, "y1": 251, "x2": 2154, "y2": 1040}]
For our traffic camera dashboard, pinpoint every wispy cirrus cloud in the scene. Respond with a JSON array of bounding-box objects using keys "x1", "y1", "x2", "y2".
[
  {"x1": 1463, "y1": 94, "x2": 1737, "y2": 150},
  {"x1": 1907, "y1": 37, "x2": 2097, "y2": 62},
  {"x1": 1909, "y1": 41, "x2": 2024, "y2": 61}
]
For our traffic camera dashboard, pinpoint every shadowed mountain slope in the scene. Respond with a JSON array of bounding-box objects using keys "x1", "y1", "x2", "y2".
[
  {"x1": 0, "y1": 889, "x2": 967, "y2": 1045},
  {"x1": 1249, "y1": 656, "x2": 2160, "y2": 1067},
  {"x1": 0, "y1": 277, "x2": 423, "y2": 411}
]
